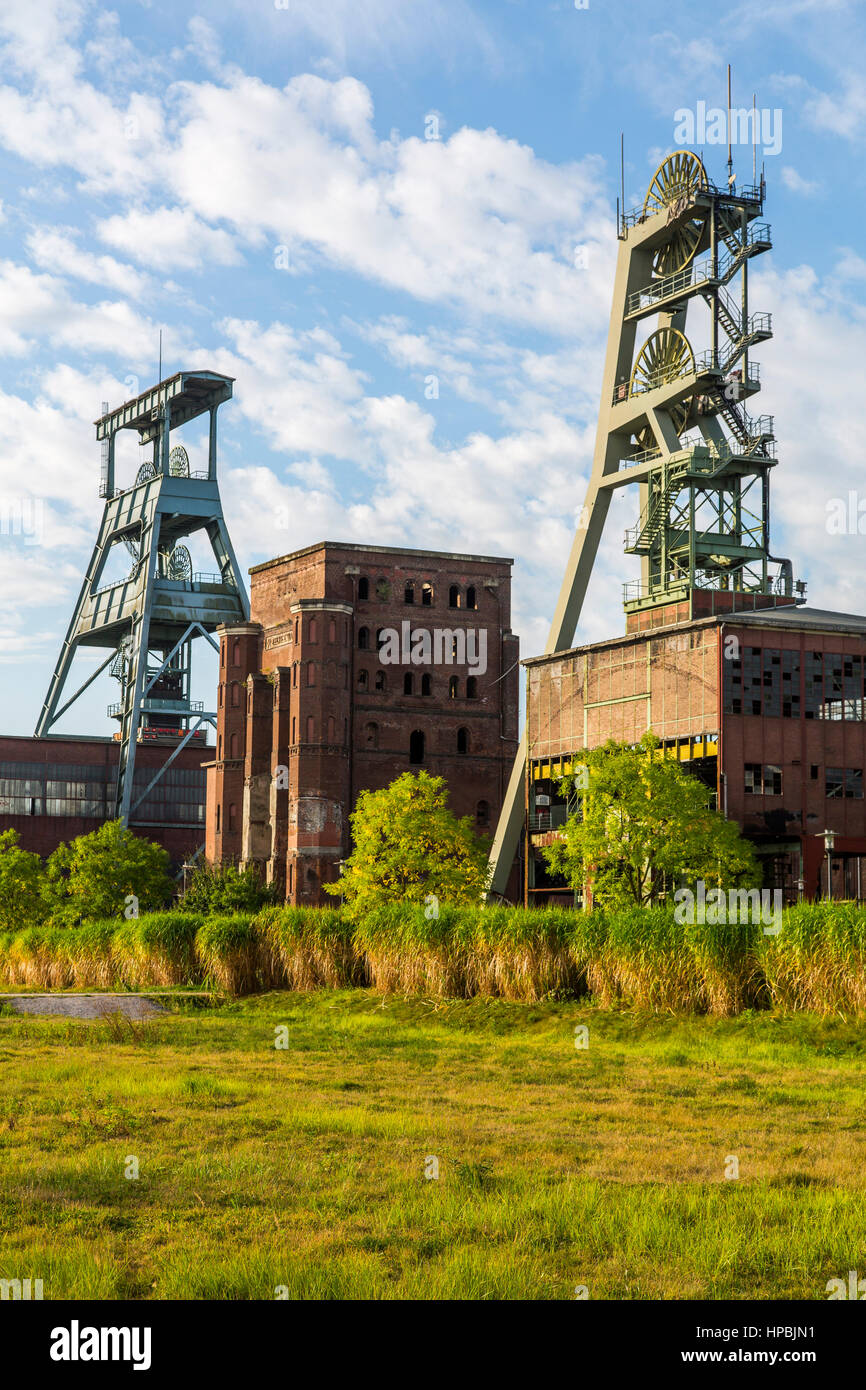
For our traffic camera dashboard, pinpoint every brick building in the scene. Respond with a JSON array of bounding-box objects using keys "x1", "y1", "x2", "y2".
[
  {"x1": 206, "y1": 541, "x2": 520, "y2": 903},
  {"x1": 0, "y1": 734, "x2": 212, "y2": 866},
  {"x1": 525, "y1": 606, "x2": 866, "y2": 905}
]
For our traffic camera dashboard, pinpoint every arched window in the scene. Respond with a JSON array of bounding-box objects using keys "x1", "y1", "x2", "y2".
[
  {"x1": 375, "y1": 670, "x2": 386, "y2": 691},
  {"x1": 421, "y1": 673, "x2": 431, "y2": 696},
  {"x1": 291, "y1": 716, "x2": 296, "y2": 743},
  {"x1": 476, "y1": 799, "x2": 490, "y2": 828},
  {"x1": 218, "y1": 736, "x2": 222, "y2": 759},
  {"x1": 232, "y1": 639, "x2": 241, "y2": 666},
  {"x1": 307, "y1": 662, "x2": 316, "y2": 686},
  {"x1": 457, "y1": 727, "x2": 469, "y2": 754},
  {"x1": 294, "y1": 618, "x2": 299, "y2": 642},
  {"x1": 466, "y1": 676, "x2": 478, "y2": 699},
  {"x1": 216, "y1": 804, "x2": 221, "y2": 832},
  {"x1": 309, "y1": 618, "x2": 318, "y2": 644},
  {"x1": 327, "y1": 715, "x2": 336, "y2": 742},
  {"x1": 466, "y1": 585, "x2": 477, "y2": 610},
  {"x1": 449, "y1": 585, "x2": 460, "y2": 608},
  {"x1": 306, "y1": 715, "x2": 315, "y2": 742},
  {"x1": 365, "y1": 721, "x2": 378, "y2": 748},
  {"x1": 231, "y1": 682, "x2": 240, "y2": 707},
  {"x1": 230, "y1": 731, "x2": 239, "y2": 759},
  {"x1": 288, "y1": 862, "x2": 293, "y2": 894},
  {"x1": 409, "y1": 730, "x2": 425, "y2": 764},
  {"x1": 358, "y1": 576, "x2": 369, "y2": 600},
  {"x1": 229, "y1": 803, "x2": 237, "y2": 830},
  {"x1": 404, "y1": 581, "x2": 415, "y2": 605},
  {"x1": 449, "y1": 676, "x2": 459, "y2": 699},
  {"x1": 404, "y1": 672, "x2": 414, "y2": 695},
  {"x1": 358, "y1": 669, "x2": 368, "y2": 690},
  {"x1": 219, "y1": 686, "x2": 223, "y2": 707},
  {"x1": 328, "y1": 618, "x2": 336, "y2": 644},
  {"x1": 421, "y1": 582, "x2": 433, "y2": 607},
  {"x1": 358, "y1": 627, "x2": 370, "y2": 650},
  {"x1": 292, "y1": 663, "x2": 297, "y2": 688}
]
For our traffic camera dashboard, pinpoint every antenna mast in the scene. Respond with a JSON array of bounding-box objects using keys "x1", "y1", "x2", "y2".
[{"x1": 727, "y1": 64, "x2": 734, "y2": 188}]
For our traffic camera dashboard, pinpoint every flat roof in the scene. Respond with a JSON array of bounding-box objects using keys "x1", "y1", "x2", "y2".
[
  {"x1": 735, "y1": 606, "x2": 866, "y2": 634},
  {"x1": 250, "y1": 541, "x2": 514, "y2": 575},
  {"x1": 95, "y1": 370, "x2": 234, "y2": 443},
  {"x1": 523, "y1": 605, "x2": 866, "y2": 668}
]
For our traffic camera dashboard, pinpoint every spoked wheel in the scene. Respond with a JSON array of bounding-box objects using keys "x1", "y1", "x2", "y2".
[
  {"x1": 629, "y1": 327, "x2": 694, "y2": 455},
  {"x1": 644, "y1": 150, "x2": 708, "y2": 217},
  {"x1": 169, "y1": 445, "x2": 190, "y2": 477},
  {"x1": 630, "y1": 327, "x2": 694, "y2": 396},
  {"x1": 631, "y1": 402, "x2": 689, "y2": 457},
  {"x1": 644, "y1": 151, "x2": 708, "y2": 276},
  {"x1": 652, "y1": 216, "x2": 705, "y2": 276},
  {"x1": 167, "y1": 544, "x2": 192, "y2": 581}
]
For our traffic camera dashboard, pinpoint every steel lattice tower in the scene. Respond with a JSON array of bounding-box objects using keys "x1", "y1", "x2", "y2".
[
  {"x1": 488, "y1": 151, "x2": 803, "y2": 895},
  {"x1": 35, "y1": 371, "x2": 249, "y2": 829}
]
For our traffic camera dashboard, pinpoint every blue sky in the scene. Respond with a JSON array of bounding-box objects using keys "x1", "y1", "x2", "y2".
[{"x1": 1, "y1": 0, "x2": 865, "y2": 737}]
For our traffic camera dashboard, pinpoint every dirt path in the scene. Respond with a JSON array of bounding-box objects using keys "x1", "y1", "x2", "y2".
[{"x1": 0, "y1": 994, "x2": 167, "y2": 1019}]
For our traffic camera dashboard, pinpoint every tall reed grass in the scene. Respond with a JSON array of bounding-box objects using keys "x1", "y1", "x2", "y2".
[
  {"x1": 255, "y1": 905, "x2": 365, "y2": 990},
  {"x1": 0, "y1": 901, "x2": 865, "y2": 1014}
]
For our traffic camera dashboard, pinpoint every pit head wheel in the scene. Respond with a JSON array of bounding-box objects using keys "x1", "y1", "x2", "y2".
[
  {"x1": 167, "y1": 544, "x2": 192, "y2": 581},
  {"x1": 629, "y1": 327, "x2": 694, "y2": 455},
  {"x1": 644, "y1": 150, "x2": 708, "y2": 277},
  {"x1": 629, "y1": 327, "x2": 694, "y2": 396},
  {"x1": 169, "y1": 445, "x2": 190, "y2": 478}
]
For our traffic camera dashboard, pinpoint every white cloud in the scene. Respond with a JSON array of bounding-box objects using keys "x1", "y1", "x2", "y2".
[
  {"x1": 0, "y1": 259, "x2": 189, "y2": 364},
  {"x1": 26, "y1": 227, "x2": 150, "y2": 297},
  {"x1": 97, "y1": 206, "x2": 243, "y2": 271},
  {"x1": 780, "y1": 166, "x2": 820, "y2": 196}
]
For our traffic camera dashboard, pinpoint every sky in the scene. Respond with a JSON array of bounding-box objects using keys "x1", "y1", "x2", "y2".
[{"x1": 1, "y1": 0, "x2": 866, "y2": 738}]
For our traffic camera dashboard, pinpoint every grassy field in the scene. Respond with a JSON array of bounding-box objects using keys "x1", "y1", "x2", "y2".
[{"x1": 2, "y1": 990, "x2": 866, "y2": 1299}]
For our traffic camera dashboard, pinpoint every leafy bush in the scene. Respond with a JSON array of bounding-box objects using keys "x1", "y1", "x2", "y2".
[
  {"x1": 0, "y1": 829, "x2": 51, "y2": 931},
  {"x1": 46, "y1": 820, "x2": 173, "y2": 926},
  {"x1": 181, "y1": 861, "x2": 277, "y2": 915}
]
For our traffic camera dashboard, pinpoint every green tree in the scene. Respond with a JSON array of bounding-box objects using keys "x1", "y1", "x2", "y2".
[
  {"x1": 327, "y1": 771, "x2": 490, "y2": 919},
  {"x1": 182, "y1": 860, "x2": 276, "y2": 914},
  {"x1": 0, "y1": 828, "x2": 50, "y2": 930},
  {"x1": 46, "y1": 820, "x2": 174, "y2": 925},
  {"x1": 544, "y1": 733, "x2": 758, "y2": 909}
]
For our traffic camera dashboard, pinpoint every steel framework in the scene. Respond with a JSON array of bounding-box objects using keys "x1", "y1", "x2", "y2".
[
  {"x1": 35, "y1": 370, "x2": 249, "y2": 827},
  {"x1": 488, "y1": 151, "x2": 802, "y2": 895}
]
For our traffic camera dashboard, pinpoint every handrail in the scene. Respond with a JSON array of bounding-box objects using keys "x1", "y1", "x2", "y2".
[{"x1": 624, "y1": 223, "x2": 772, "y2": 316}]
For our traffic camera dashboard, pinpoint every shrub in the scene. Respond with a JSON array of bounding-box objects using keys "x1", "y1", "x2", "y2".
[{"x1": 182, "y1": 861, "x2": 277, "y2": 915}]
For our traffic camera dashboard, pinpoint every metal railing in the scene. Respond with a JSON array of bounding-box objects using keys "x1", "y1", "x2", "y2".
[
  {"x1": 528, "y1": 806, "x2": 569, "y2": 833},
  {"x1": 107, "y1": 699, "x2": 205, "y2": 719},
  {"x1": 624, "y1": 223, "x2": 772, "y2": 316}
]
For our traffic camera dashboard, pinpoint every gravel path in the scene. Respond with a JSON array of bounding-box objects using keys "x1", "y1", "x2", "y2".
[{"x1": 0, "y1": 994, "x2": 166, "y2": 1019}]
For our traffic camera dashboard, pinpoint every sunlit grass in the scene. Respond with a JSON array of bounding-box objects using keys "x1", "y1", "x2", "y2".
[{"x1": 2, "y1": 992, "x2": 866, "y2": 1298}]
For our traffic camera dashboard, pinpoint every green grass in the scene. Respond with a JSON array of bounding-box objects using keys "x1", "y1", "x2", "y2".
[{"x1": 2, "y1": 991, "x2": 866, "y2": 1299}]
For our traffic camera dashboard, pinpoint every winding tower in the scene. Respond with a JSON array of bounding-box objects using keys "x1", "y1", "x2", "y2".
[
  {"x1": 35, "y1": 371, "x2": 249, "y2": 828},
  {"x1": 488, "y1": 150, "x2": 803, "y2": 895}
]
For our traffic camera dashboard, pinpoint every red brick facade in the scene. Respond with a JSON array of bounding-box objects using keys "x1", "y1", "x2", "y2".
[
  {"x1": 206, "y1": 542, "x2": 520, "y2": 904},
  {"x1": 526, "y1": 608, "x2": 866, "y2": 903},
  {"x1": 0, "y1": 734, "x2": 213, "y2": 865}
]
